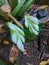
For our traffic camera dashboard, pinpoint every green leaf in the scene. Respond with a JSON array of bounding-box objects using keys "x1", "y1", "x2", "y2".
[
  {"x1": 11, "y1": 0, "x2": 18, "y2": 9},
  {"x1": 24, "y1": 26, "x2": 37, "y2": 41},
  {"x1": 38, "y1": 23, "x2": 43, "y2": 30},
  {"x1": 17, "y1": 38, "x2": 25, "y2": 52},
  {"x1": 0, "y1": 0, "x2": 9, "y2": 7},
  {"x1": 4, "y1": 0, "x2": 9, "y2": 4},
  {"x1": 17, "y1": 0, "x2": 34, "y2": 16},
  {"x1": 12, "y1": 0, "x2": 25, "y2": 17}
]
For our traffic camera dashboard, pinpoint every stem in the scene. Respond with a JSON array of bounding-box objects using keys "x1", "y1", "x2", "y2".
[
  {"x1": 34, "y1": 5, "x2": 48, "y2": 12},
  {"x1": 7, "y1": 13, "x2": 23, "y2": 29}
]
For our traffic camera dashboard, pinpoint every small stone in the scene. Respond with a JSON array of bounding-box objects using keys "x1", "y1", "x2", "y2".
[
  {"x1": 3, "y1": 40, "x2": 9, "y2": 44},
  {"x1": 36, "y1": 10, "x2": 46, "y2": 19}
]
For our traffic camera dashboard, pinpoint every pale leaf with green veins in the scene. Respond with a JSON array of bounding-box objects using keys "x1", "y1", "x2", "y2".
[
  {"x1": 25, "y1": 15, "x2": 40, "y2": 35},
  {"x1": 7, "y1": 22, "x2": 25, "y2": 52}
]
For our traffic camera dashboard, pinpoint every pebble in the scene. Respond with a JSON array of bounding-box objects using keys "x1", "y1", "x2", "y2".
[{"x1": 36, "y1": 10, "x2": 46, "y2": 19}]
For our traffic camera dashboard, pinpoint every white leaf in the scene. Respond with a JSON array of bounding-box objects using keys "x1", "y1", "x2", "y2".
[
  {"x1": 15, "y1": 25, "x2": 25, "y2": 36},
  {"x1": 30, "y1": 26, "x2": 38, "y2": 35},
  {"x1": 11, "y1": 31, "x2": 17, "y2": 44},
  {"x1": 7, "y1": 22, "x2": 25, "y2": 36},
  {"x1": 25, "y1": 16, "x2": 28, "y2": 28},
  {"x1": 17, "y1": 38, "x2": 25, "y2": 52},
  {"x1": 27, "y1": 16, "x2": 40, "y2": 24},
  {"x1": 31, "y1": 24, "x2": 39, "y2": 31},
  {"x1": 18, "y1": 34, "x2": 25, "y2": 43},
  {"x1": 7, "y1": 22, "x2": 16, "y2": 31},
  {"x1": 7, "y1": 22, "x2": 25, "y2": 52},
  {"x1": 24, "y1": 15, "x2": 39, "y2": 35}
]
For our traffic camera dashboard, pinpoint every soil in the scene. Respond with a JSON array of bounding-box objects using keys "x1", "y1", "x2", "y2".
[{"x1": 0, "y1": 5, "x2": 49, "y2": 65}]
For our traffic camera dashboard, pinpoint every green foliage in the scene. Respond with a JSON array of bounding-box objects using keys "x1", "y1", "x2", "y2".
[
  {"x1": 0, "y1": 59, "x2": 12, "y2": 65},
  {"x1": 12, "y1": 0, "x2": 34, "y2": 17},
  {"x1": 11, "y1": 0, "x2": 18, "y2": 9},
  {"x1": 12, "y1": 0, "x2": 25, "y2": 16},
  {"x1": 25, "y1": 15, "x2": 39, "y2": 35},
  {"x1": 39, "y1": 23, "x2": 43, "y2": 30},
  {"x1": 17, "y1": 0, "x2": 34, "y2": 16},
  {"x1": 0, "y1": 60, "x2": 6, "y2": 65},
  {"x1": 24, "y1": 26, "x2": 37, "y2": 41},
  {"x1": 0, "y1": 0, "x2": 45, "y2": 64},
  {"x1": 0, "y1": 0, "x2": 43, "y2": 53},
  {"x1": 0, "y1": 0, "x2": 8, "y2": 6}
]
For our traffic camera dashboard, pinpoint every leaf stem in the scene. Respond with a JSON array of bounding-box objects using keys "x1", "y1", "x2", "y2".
[{"x1": 7, "y1": 13, "x2": 23, "y2": 29}]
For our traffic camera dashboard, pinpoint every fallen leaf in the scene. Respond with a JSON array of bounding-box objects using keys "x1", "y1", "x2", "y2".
[
  {"x1": 9, "y1": 45, "x2": 18, "y2": 63},
  {"x1": 3, "y1": 40, "x2": 9, "y2": 44},
  {"x1": 40, "y1": 59, "x2": 49, "y2": 65}
]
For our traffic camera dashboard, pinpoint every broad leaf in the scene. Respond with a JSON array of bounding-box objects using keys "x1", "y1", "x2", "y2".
[
  {"x1": 7, "y1": 22, "x2": 25, "y2": 52},
  {"x1": 17, "y1": 38, "x2": 25, "y2": 52},
  {"x1": 25, "y1": 15, "x2": 39, "y2": 35}
]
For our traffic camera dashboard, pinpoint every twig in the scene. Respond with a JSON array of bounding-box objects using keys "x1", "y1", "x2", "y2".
[{"x1": 7, "y1": 13, "x2": 23, "y2": 29}]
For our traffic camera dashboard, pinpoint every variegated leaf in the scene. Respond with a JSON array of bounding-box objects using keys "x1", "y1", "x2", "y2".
[
  {"x1": 25, "y1": 15, "x2": 39, "y2": 35},
  {"x1": 7, "y1": 22, "x2": 25, "y2": 52}
]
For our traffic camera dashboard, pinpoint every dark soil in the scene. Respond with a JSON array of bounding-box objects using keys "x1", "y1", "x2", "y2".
[{"x1": 0, "y1": 5, "x2": 49, "y2": 65}]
